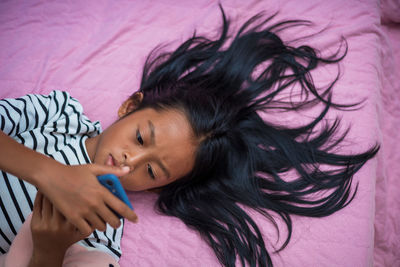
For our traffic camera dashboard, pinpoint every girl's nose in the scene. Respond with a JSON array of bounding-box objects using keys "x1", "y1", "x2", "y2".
[
  {"x1": 123, "y1": 151, "x2": 145, "y2": 172},
  {"x1": 123, "y1": 152, "x2": 133, "y2": 171}
]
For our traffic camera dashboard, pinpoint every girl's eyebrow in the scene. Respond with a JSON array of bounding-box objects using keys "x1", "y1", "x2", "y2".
[
  {"x1": 148, "y1": 120, "x2": 170, "y2": 179},
  {"x1": 148, "y1": 120, "x2": 155, "y2": 145}
]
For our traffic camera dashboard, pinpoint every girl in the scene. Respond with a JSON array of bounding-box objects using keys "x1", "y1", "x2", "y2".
[{"x1": 0, "y1": 7, "x2": 379, "y2": 267}]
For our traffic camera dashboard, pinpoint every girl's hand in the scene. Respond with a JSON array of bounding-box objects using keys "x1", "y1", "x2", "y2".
[
  {"x1": 36, "y1": 163, "x2": 138, "y2": 236},
  {"x1": 0, "y1": 130, "x2": 137, "y2": 236},
  {"x1": 29, "y1": 191, "x2": 88, "y2": 267}
]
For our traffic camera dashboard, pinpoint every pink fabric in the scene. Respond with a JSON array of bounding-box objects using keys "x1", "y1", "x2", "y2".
[
  {"x1": 0, "y1": 215, "x2": 119, "y2": 267},
  {"x1": 380, "y1": 0, "x2": 400, "y2": 23},
  {"x1": 0, "y1": 0, "x2": 398, "y2": 266},
  {"x1": 374, "y1": 19, "x2": 400, "y2": 267}
]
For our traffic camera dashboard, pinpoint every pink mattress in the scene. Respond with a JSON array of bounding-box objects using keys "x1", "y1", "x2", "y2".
[{"x1": 0, "y1": 0, "x2": 398, "y2": 266}]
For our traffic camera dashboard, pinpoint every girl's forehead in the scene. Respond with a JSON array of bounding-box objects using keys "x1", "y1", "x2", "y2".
[
  {"x1": 129, "y1": 107, "x2": 198, "y2": 141},
  {"x1": 125, "y1": 107, "x2": 197, "y2": 178}
]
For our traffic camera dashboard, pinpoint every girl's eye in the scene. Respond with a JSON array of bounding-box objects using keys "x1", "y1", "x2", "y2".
[
  {"x1": 147, "y1": 164, "x2": 155, "y2": 179},
  {"x1": 136, "y1": 129, "x2": 143, "y2": 145}
]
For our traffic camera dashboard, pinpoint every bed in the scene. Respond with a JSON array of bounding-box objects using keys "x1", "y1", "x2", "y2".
[{"x1": 0, "y1": 0, "x2": 398, "y2": 266}]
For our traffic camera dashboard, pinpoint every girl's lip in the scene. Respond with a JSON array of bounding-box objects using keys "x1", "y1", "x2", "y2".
[{"x1": 106, "y1": 154, "x2": 119, "y2": 166}]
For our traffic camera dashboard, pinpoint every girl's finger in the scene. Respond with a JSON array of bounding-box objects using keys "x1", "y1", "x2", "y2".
[
  {"x1": 74, "y1": 219, "x2": 94, "y2": 237},
  {"x1": 86, "y1": 213, "x2": 107, "y2": 232},
  {"x1": 32, "y1": 191, "x2": 44, "y2": 222},
  {"x1": 89, "y1": 163, "x2": 130, "y2": 177},
  {"x1": 96, "y1": 204, "x2": 121, "y2": 229},
  {"x1": 41, "y1": 194, "x2": 53, "y2": 221},
  {"x1": 104, "y1": 192, "x2": 138, "y2": 224},
  {"x1": 52, "y1": 201, "x2": 65, "y2": 224},
  {"x1": 69, "y1": 224, "x2": 89, "y2": 240},
  {"x1": 33, "y1": 191, "x2": 43, "y2": 213}
]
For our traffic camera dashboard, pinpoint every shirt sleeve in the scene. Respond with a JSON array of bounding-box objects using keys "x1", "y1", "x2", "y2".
[{"x1": 0, "y1": 90, "x2": 94, "y2": 137}]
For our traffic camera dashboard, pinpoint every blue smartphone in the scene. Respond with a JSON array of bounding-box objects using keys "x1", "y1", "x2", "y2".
[{"x1": 97, "y1": 174, "x2": 133, "y2": 219}]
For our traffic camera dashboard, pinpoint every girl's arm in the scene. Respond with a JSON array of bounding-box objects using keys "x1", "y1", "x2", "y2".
[
  {"x1": 28, "y1": 192, "x2": 120, "y2": 267},
  {"x1": 0, "y1": 129, "x2": 61, "y2": 186},
  {"x1": 28, "y1": 191, "x2": 85, "y2": 267},
  {"x1": 0, "y1": 130, "x2": 137, "y2": 236}
]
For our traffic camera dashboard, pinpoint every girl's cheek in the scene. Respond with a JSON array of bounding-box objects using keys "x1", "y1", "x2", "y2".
[{"x1": 122, "y1": 176, "x2": 140, "y2": 191}]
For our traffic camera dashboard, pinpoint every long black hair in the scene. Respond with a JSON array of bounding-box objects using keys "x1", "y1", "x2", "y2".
[{"x1": 130, "y1": 6, "x2": 379, "y2": 267}]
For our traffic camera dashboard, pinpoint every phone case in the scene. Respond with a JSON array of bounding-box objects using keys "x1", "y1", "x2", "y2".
[{"x1": 97, "y1": 174, "x2": 133, "y2": 219}]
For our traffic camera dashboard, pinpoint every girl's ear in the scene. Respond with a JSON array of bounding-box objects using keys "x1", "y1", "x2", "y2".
[{"x1": 118, "y1": 92, "x2": 144, "y2": 118}]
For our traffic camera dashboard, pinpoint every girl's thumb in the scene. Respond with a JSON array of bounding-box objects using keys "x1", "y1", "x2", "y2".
[{"x1": 92, "y1": 164, "x2": 130, "y2": 176}]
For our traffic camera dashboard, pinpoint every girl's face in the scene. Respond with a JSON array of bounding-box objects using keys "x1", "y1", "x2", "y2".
[{"x1": 86, "y1": 105, "x2": 197, "y2": 191}]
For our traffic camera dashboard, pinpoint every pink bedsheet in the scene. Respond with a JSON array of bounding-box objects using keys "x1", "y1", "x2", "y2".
[{"x1": 0, "y1": 0, "x2": 398, "y2": 266}]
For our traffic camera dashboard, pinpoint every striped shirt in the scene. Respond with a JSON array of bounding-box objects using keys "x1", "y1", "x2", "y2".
[{"x1": 0, "y1": 90, "x2": 124, "y2": 261}]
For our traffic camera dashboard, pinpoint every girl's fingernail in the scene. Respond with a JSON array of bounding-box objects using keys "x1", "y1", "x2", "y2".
[{"x1": 121, "y1": 166, "x2": 130, "y2": 172}]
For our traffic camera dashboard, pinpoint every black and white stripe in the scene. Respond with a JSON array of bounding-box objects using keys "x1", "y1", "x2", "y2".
[{"x1": 0, "y1": 90, "x2": 123, "y2": 262}]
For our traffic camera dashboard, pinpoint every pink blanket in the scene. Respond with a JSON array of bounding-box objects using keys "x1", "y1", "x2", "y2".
[{"x1": 0, "y1": 0, "x2": 398, "y2": 266}]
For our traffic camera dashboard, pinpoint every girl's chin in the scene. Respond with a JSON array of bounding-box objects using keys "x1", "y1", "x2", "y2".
[{"x1": 146, "y1": 188, "x2": 162, "y2": 193}]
